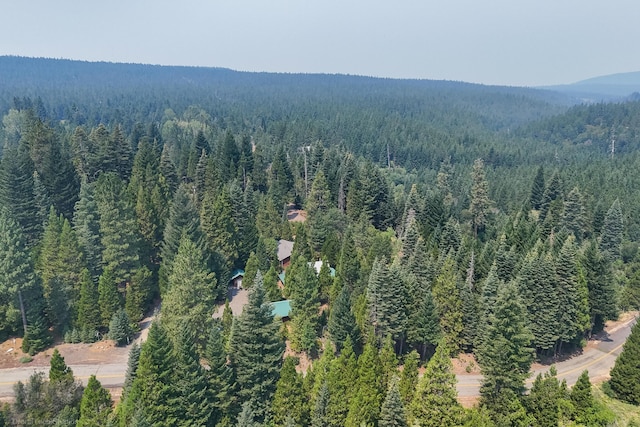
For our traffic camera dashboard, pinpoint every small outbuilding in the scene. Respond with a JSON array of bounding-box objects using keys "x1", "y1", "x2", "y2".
[{"x1": 229, "y1": 269, "x2": 245, "y2": 289}]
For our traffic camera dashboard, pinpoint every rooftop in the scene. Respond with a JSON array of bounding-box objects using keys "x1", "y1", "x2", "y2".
[
  {"x1": 229, "y1": 269, "x2": 245, "y2": 281},
  {"x1": 277, "y1": 239, "x2": 294, "y2": 262},
  {"x1": 310, "y1": 260, "x2": 336, "y2": 277},
  {"x1": 277, "y1": 261, "x2": 335, "y2": 286},
  {"x1": 271, "y1": 300, "x2": 292, "y2": 318}
]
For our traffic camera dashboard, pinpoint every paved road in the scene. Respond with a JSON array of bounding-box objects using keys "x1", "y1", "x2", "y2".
[
  {"x1": 0, "y1": 311, "x2": 157, "y2": 400},
  {"x1": 457, "y1": 314, "x2": 637, "y2": 397},
  {"x1": 0, "y1": 315, "x2": 636, "y2": 399},
  {"x1": 0, "y1": 362, "x2": 127, "y2": 398}
]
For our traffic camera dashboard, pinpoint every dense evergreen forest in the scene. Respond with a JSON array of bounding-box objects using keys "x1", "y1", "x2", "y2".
[{"x1": 1, "y1": 56, "x2": 640, "y2": 426}]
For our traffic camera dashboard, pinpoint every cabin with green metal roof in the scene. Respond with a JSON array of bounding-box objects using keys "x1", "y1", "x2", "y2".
[{"x1": 271, "y1": 300, "x2": 292, "y2": 319}]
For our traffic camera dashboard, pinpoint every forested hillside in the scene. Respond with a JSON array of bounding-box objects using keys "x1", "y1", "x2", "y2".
[
  {"x1": 0, "y1": 56, "x2": 572, "y2": 168},
  {"x1": 0, "y1": 57, "x2": 639, "y2": 426}
]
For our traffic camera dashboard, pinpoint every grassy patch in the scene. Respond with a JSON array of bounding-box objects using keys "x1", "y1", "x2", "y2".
[{"x1": 593, "y1": 382, "x2": 640, "y2": 426}]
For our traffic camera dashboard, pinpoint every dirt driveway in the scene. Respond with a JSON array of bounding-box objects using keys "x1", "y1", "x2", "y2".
[{"x1": 213, "y1": 287, "x2": 249, "y2": 318}]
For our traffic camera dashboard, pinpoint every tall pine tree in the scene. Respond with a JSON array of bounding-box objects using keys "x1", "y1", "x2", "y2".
[
  {"x1": 431, "y1": 256, "x2": 464, "y2": 354},
  {"x1": 530, "y1": 165, "x2": 545, "y2": 210},
  {"x1": 73, "y1": 178, "x2": 103, "y2": 281},
  {"x1": 517, "y1": 250, "x2": 559, "y2": 352},
  {"x1": 272, "y1": 357, "x2": 309, "y2": 426},
  {"x1": 0, "y1": 208, "x2": 48, "y2": 347},
  {"x1": 328, "y1": 285, "x2": 360, "y2": 353},
  {"x1": 582, "y1": 241, "x2": 618, "y2": 334},
  {"x1": 229, "y1": 272, "x2": 285, "y2": 423},
  {"x1": 205, "y1": 322, "x2": 234, "y2": 425},
  {"x1": 409, "y1": 340, "x2": 463, "y2": 427},
  {"x1": 555, "y1": 236, "x2": 590, "y2": 353},
  {"x1": 367, "y1": 258, "x2": 407, "y2": 346},
  {"x1": 97, "y1": 267, "x2": 120, "y2": 329},
  {"x1": 326, "y1": 336, "x2": 358, "y2": 427},
  {"x1": 120, "y1": 322, "x2": 177, "y2": 426},
  {"x1": 470, "y1": 158, "x2": 491, "y2": 238},
  {"x1": 0, "y1": 146, "x2": 40, "y2": 246},
  {"x1": 379, "y1": 377, "x2": 408, "y2": 427},
  {"x1": 172, "y1": 321, "x2": 213, "y2": 427},
  {"x1": 158, "y1": 183, "x2": 202, "y2": 295},
  {"x1": 162, "y1": 233, "x2": 217, "y2": 345},
  {"x1": 345, "y1": 342, "x2": 382, "y2": 427},
  {"x1": 76, "y1": 268, "x2": 100, "y2": 335},
  {"x1": 599, "y1": 199, "x2": 624, "y2": 261},
  {"x1": 95, "y1": 172, "x2": 141, "y2": 287},
  {"x1": 478, "y1": 281, "x2": 534, "y2": 414}
]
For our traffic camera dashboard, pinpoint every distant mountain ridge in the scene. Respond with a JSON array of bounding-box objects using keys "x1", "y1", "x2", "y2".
[
  {"x1": 541, "y1": 71, "x2": 640, "y2": 101},
  {"x1": 574, "y1": 71, "x2": 640, "y2": 86}
]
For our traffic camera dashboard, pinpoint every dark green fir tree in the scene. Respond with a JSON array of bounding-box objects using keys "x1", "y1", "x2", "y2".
[
  {"x1": 95, "y1": 172, "x2": 141, "y2": 287},
  {"x1": 609, "y1": 321, "x2": 640, "y2": 405},
  {"x1": 599, "y1": 199, "x2": 624, "y2": 261},
  {"x1": 345, "y1": 342, "x2": 382, "y2": 427},
  {"x1": 272, "y1": 357, "x2": 309, "y2": 426},
  {"x1": 478, "y1": 281, "x2": 534, "y2": 418},
  {"x1": 121, "y1": 343, "x2": 141, "y2": 401},
  {"x1": 229, "y1": 271, "x2": 285, "y2": 423},
  {"x1": 0, "y1": 208, "x2": 43, "y2": 339},
  {"x1": 49, "y1": 348, "x2": 74, "y2": 383},
  {"x1": 108, "y1": 309, "x2": 133, "y2": 346},
  {"x1": 76, "y1": 269, "x2": 100, "y2": 335},
  {"x1": 158, "y1": 183, "x2": 202, "y2": 295},
  {"x1": 326, "y1": 335, "x2": 358, "y2": 427},
  {"x1": 205, "y1": 322, "x2": 234, "y2": 425},
  {"x1": 524, "y1": 368, "x2": 562, "y2": 427},
  {"x1": 119, "y1": 322, "x2": 177, "y2": 426},
  {"x1": 571, "y1": 370, "x2": 594, "y2": 423},
  {"x1": 530, "y1": 165, "x2": 545, "y2": 210},
  {"x1": 431, "y1": 257, "x2": 463, "y2": 354},
  {"x1": 163, "y1": 232, "x2": 217, "y2": 345},
  {"x1": 73, "y1": 178, "x2": 103, "y2": 281},
  {"x1": 379, "y1": 377, "x2": 408, "y2": 427},
  {"x1": 311, "y1": 382, "x2": 330, "y2": 427},
  {"x1": 97, "y1": 267, "x2": 120, "y2": 329},
  {"x1": 172, "y1": 322, "x2": 213, "y2": 427},
  {"x1": 328, "y1": 285, "x2": 360, "y2": 353}
]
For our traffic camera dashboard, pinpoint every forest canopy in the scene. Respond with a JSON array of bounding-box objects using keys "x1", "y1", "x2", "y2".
[{"x1": 0, "y1": 56, "x2": 639, "y2": 426}]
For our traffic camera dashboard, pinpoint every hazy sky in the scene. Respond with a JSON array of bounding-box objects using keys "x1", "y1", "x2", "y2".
[{"x1": 2, "y1": 0, "x2": 639, "y2": 87}]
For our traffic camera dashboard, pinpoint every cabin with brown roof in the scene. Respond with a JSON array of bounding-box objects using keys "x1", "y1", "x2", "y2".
[{"x1": 277, "y1": 239, "x2": 294, "y2": 269}]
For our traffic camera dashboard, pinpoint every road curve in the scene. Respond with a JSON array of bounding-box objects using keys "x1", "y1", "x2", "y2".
[
  {"x1": 0, "y1": 315, "x2": 636, "y2": 400},
  {"x1": 456, "y1": 314, "x2": 637, "y2": 397}
]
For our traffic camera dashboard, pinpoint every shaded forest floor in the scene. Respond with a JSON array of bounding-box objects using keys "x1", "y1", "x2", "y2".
[{"x1": 286, "y1": 205, "x2": 307, "y2": 222}]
